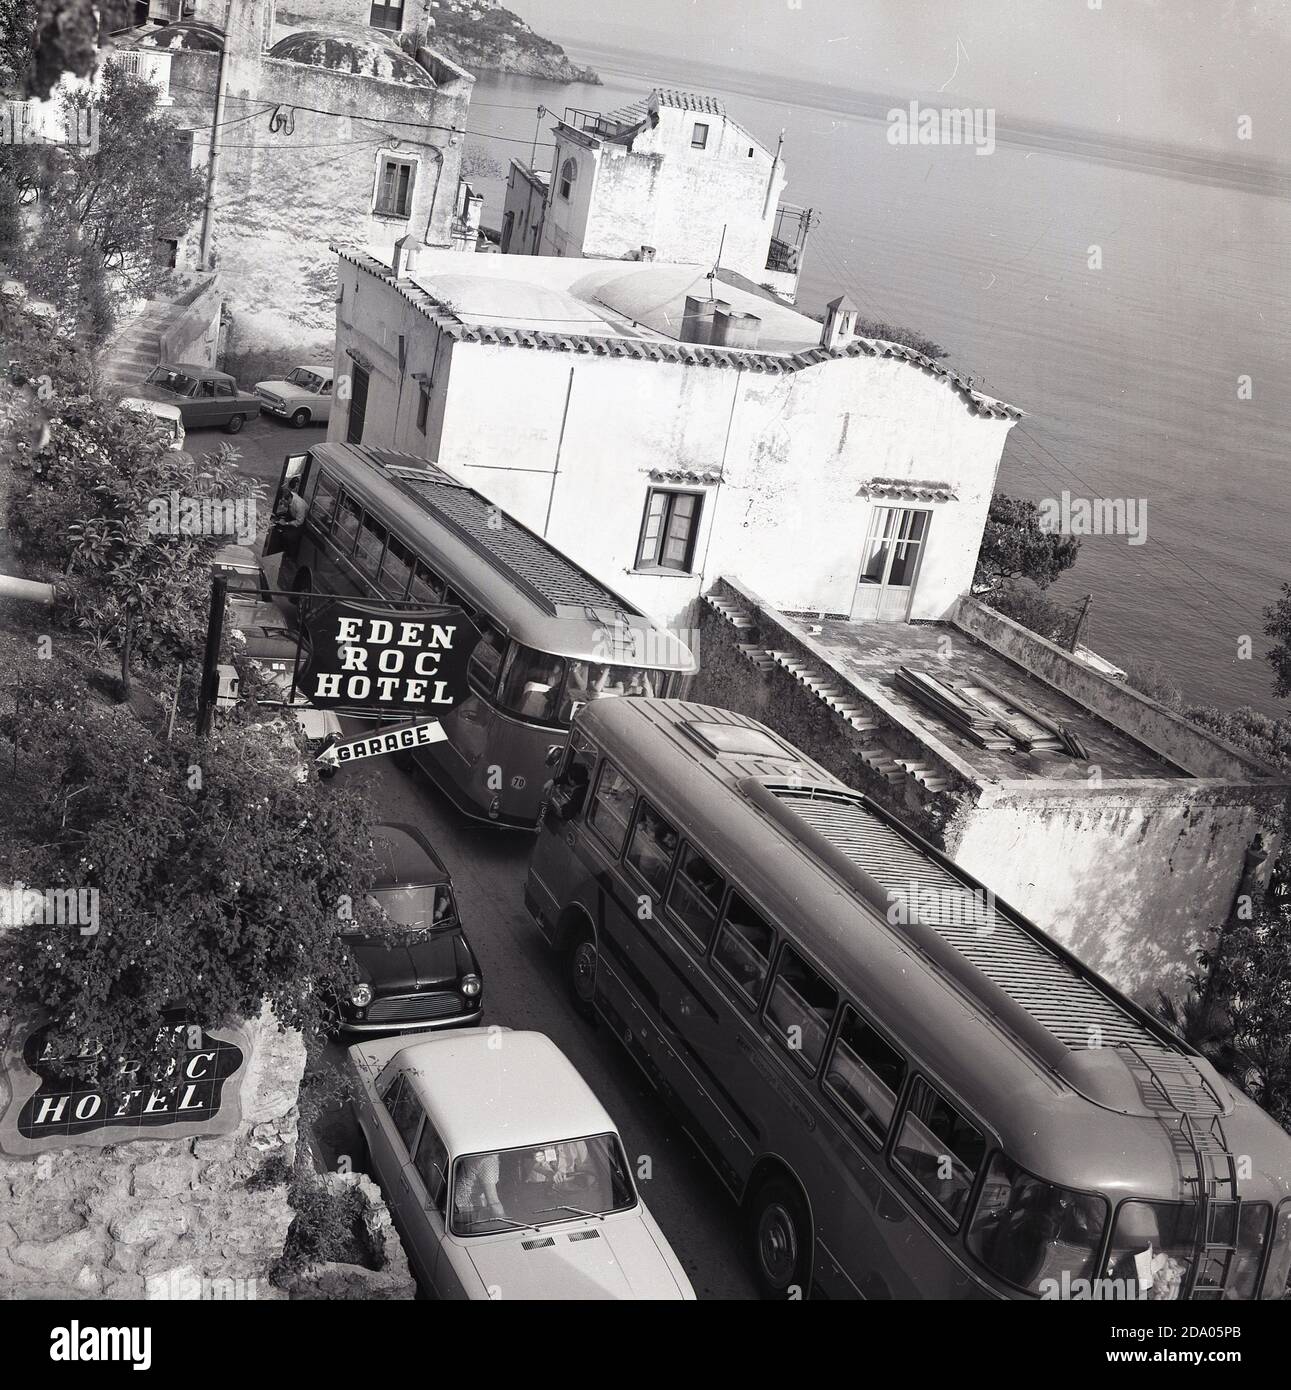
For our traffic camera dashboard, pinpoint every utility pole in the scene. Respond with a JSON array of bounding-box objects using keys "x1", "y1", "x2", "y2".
[
  {"x1": 195, "y1": 576, "x2": 227, "y2": 738},
  {"x1": 198, "y1": 0, "x2": 234, "y2": 270},
  {"x1": 1068, "y1": 593, "x2": 1094, "y2": 653}
]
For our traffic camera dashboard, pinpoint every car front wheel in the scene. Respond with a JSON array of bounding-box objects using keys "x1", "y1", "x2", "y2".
[
  {"x1": 291, "y1": 408, "x2": 310, "y2": 428},
  {"x1": 225, "y1": 414, "x2": 245, "y2": 434}
]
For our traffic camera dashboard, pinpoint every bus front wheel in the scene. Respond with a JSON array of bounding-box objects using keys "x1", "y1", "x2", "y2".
[
  {"x1": 748, "y1": 1178, "x2": 811, "y2": 1299},
  {"x1": 566, "y1": 926, "x2": 597, "y2": 1021}
]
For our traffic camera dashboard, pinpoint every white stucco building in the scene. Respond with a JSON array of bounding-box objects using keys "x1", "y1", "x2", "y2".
[
  {"x1": 328, "y1": 245, "x2": 1021, "y2": 637},
  {"x1": 501, "y1": 89, "x2": 813, "y2": 302}
]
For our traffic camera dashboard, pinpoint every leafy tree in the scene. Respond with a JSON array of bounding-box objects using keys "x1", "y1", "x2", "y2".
[
  {"x1": 5, "y1": 296, "x2": 261, "y2": 698},
  {"x1": 0, "y1": 0, "x2": 135, "y2": 100},
  {"x1": 1160, "y1": 900, "x2": 1291, "y2": 1132},
  {"x1": 0, "y1": 65, "x2": 206, "y2": 337},
  {"x1": 0, "y1": 665, "x2": 381, "y2": 1086},
  {"x1": 1265, "y1": 582, "x2": 1291, "y2": 702},
  {"x1": 973, "y1": 493, "x2": 1082, "y2": 593},
  {"x1": 978, "y1": 579, "x2": 1079, "y2": 648}
]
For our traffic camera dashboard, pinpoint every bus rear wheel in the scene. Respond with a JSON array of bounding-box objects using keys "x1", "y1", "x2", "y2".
[
  {"x1": 566, "y1": 925, "x2": 597, "y2": 1021},
  {"x1": 747, "y1": 1178, "x2": 811, "y2": 1299}
]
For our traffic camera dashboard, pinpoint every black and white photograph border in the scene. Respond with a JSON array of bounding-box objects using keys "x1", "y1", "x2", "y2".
[{"x1": 0, "y1": 0, "x2": 1288, "y2": 1363}]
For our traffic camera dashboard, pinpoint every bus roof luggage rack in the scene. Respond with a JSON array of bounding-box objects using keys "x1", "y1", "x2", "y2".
[
  {"x1": 369, "y1": 457, "x2": 643, "y2": 619},
  {"x1": 751, "y1": 783, "x2": 1173, "y2": 1062}
]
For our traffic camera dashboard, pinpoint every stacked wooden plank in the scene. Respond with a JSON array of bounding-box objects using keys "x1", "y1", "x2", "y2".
[{"x1": 895, "y1": 667, "x2": 1088, "y2": 759}]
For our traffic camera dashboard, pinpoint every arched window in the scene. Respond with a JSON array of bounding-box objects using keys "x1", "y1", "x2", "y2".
[{"x1": 558, "y1": 158, "x2": 577, "y2": 201}]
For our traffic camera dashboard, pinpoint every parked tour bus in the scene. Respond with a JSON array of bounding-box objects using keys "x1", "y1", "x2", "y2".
[
  {"x1": 524, "y1": 697, "x2": 1291, "y2": 1300},
  {"x1": 265, "y1": 444, "x2": 696, "y2": 825}
]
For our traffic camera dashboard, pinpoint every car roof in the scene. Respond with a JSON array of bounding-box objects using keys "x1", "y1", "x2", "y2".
[
  {"x1": 371, "y1": 821, "x2": 450, "y2": 888},
  {"x1": 393, "y1": 1031, "x2": 618, "y2": 1156},
  {"x1": 158, "y1": 363, "x2": 231, "y2": 379},
  {"x1": 213, "y1": 543, "x2": 259, "y2": 570}
]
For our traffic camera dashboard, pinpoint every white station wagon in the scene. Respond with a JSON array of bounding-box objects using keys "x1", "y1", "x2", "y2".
[{"x1": 349, "y1": 1029, "x2": 695, "y2": 1300}]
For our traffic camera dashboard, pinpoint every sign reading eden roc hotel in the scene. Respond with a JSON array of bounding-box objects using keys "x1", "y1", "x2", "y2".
[
  {"x1": 0, "y1": 1018, "x2": 248, "y2": 1155},
  {"x1": 303, "y1": 600, "x2": 480, "y2": 719}
]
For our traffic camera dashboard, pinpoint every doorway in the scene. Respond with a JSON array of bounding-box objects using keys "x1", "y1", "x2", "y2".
[{"x1": 852, "y1": 507, "x2": 930, "y2": 621}]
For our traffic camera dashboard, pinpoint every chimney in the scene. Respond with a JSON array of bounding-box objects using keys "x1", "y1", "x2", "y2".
[
  {"x1": 712, "y1": 306, "x2": 761, "y2": 350},
  {"x1": 681, "y1": 295, "x2": 728, "y2": 345},
  {"x1": 639, "y1": 245, "x2": 656, "y2": 262},
  {"x1": 821, "y1": 293, "x2": 858, "y2": 349},
  {"x1": 392, "y1": 234, "x2": 420, "y2": 279}
]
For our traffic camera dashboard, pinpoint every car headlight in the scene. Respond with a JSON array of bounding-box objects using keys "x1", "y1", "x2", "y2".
[
  {"x1": 460, "y1": 973, "x2": 481, "y2": 999},
  {"x1": 349, "y1": 982, "x2": 373, "y2": 1008}
]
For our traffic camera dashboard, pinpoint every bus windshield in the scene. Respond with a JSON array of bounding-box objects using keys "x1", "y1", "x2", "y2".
[
  {"x1": 496, "y1": 644, "x2": 668, "y2": 725},
  {"x1": 967, "y1": 1153, "x2": 1106, "y2": 1293},
  {"x1": 1104, "y1": 1198, "x2": 1269, "y2": 1300}
]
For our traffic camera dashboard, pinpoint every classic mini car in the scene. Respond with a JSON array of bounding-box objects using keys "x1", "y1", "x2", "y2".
[
  {"x1": 139, "y1": 364, "x2": 262, "y2": 433},
  {"x1": 255, "y1": 364, "x2": 335, "y2": 428},
  {"x1": 119, "y1": 396, "x2": 186, "y2": 451},
  {"x1": 339, "y1": 823, "x2": 483, "y2": 1033},
  {"x1": 348, "y1": 1030, "x2": 695, "y2": 1300}
]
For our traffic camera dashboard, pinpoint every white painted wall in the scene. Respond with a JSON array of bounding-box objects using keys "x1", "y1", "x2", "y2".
[{"x1": 331, "y1": 258, "x2": 1014, "y2": 634}]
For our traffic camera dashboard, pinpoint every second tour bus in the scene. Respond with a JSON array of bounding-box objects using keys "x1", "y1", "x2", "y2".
[
  {"x1": 265, "y1": 444, "x2": 696, "y2": 825},
  {"x1": 525, "y1": 697, "x2": 1291, "y2": 1300}
]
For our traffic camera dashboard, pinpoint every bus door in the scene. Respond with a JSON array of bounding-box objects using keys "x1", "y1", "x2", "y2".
[{"x1": 263, "y1": 452, "x2": 311, "y2": 557}]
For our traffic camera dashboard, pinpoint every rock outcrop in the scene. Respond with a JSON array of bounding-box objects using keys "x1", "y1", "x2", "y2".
[{"x1": 430, "y1": 3, "x2": 599, "y2": 85}]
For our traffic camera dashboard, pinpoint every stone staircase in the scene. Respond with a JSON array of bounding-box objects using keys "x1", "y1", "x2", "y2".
[
  {"x1": 702, "y1": 589, "x2": 951, "y2": 797},
  {"x1": 100, "y1": 300, "x2": 172, "y2": 391}
]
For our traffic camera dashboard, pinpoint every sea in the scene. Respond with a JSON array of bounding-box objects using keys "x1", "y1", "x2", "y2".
[{"x1": 461, "y1": 41, "x2": 1291, "y2": 716}]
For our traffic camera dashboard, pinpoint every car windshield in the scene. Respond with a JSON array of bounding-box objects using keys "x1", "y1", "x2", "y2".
[
  {"x1": 286, "y1": 368, "x2": 325, "y2": 391},
  {"x1": 967, "y1": 1153, "x2": 1107, "y2": 1294},
  {"x1": 364, "y1": 885, "x2": 457, "y2": 933},
  {"x1": 217, "y1": 568, "x2": 260, "y2": 594},
  {"x1": 146, "y1": 367, "x2": 196, "y2": 396},
  {"x1": 450, "y1": 1133, "x2": 636, "y2": 1237},
  {"x1": 1104, "y1": 1199, "x2": 1270, "y2": 1300},
  {"x1": 558, "y1": 661, "x2": 665, "y2": 721}
]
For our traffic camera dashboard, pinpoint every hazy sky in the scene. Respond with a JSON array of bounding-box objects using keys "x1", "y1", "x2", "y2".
[{"x1": 514, "y1": 0, "x2": 1290, "y2": 153}]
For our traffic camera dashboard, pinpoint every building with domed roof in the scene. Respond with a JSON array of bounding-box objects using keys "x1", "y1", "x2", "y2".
[{"x1": 108, "y1": 1, "x2": 475, "y2": 370}]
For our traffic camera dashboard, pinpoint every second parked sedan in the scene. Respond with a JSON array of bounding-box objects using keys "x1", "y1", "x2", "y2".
[{"x1": 340, "y1": 823, "x2": 482, "y2": 1033}]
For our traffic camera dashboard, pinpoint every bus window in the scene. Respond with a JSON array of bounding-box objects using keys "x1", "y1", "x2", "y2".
[
  {"x1": 377, "y1": 534, "x2": 414, "y2": 599},
  {"x1": 624, "y1": 802, "x2": 679, "y2": 897},
  {"x1": 823, "y1": 1007, "x2": 906, "y2": 1144},
  {"x1": 408, "y1": 561, "x2": 444, "y2": 605},
  {"x1": 334, "y1": 493, "x2": 362, "y2": 554},
  {"x1": 313, "y1": 471, "x2": 340, "y2": 530},
  {"x1": 666, "y1": 845, "x2": 725, "y2": 949},
  {"x1": 467, "y1": 627, "x2": 507, "y2": 698},
  {"x1": 588, "y1": 762, "x2": 636, "y2": 856},
  {"x1": 1263, "y1": 1202, "x2": 1291, "y2": 1299},
  {"x1": 966, "y1": 1153, "x2": 1106, "y2": 1294},
  {"x1": 498, "y1": 645, "x2": 566, "y2": 724},
  {"x1": 353, "y1": 516, "x2": 388, "y2": 581},
  {"x1": 712, "y1": 894, "x2": 775, "y2": 1006},
  {"x1": 764, "y1": 945, "x2": 838, "y2": 1073},
  {"x1": 893, "y1": 1078, "x2": 985, "y2": 1226}
]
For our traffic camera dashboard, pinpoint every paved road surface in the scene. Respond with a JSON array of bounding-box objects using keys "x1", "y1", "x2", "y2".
[{"x1": 227, "y1": 417, "x2": 758, "y2": 1298}]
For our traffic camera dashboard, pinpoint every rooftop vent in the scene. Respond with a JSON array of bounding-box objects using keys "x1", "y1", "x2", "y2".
[
  {"x1": 391, "y1": 234, "x2": 421, "y2": 280},
  {"x1": 713, "y1": 306, "x2": 761, "y2": 350},
  {"x1": 821, "y1": 292, "x2": 858, "y2": 349}
]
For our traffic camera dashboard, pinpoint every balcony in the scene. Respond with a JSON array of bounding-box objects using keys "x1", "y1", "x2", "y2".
[{"x1": 104, "y1": 48, "x2": 173, "y2": 106}]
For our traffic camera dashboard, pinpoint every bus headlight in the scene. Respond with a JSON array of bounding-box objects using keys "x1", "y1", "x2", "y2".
[
  {"x1": 460, "y1": 973, "x2": 481, "y2": 999},
  {"x1": 349, "y1": 983, "x2": 373, "y2": 1008}
]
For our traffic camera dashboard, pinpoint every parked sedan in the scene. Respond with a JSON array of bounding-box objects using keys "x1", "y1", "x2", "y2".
[
  {"x1": 339, "y1": 823, "x2": 483, "y2": 1033},
  {"x1": 255, "y1": 364, "x2": 334, "y2": 428},
  {"x1": 139, "y1": 364, "x2": 262, "y2": 433},
  {"x1": 349, "y1": 1029, "x2": 695, "y2": 1300}
]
